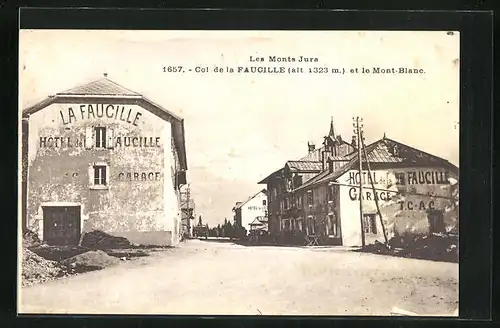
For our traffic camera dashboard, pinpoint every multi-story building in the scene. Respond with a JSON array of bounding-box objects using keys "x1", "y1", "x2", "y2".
[
  {"x1": 291, "y1": 135, "x2": 459, "y2": 246},
  {"x1": 258, "y1": 119, "x2": 356, "y2": 242},
  {"x1": 232, "y1": 189, "x2": 268, "y2": 235},
  {"x1": 21, "y1": 75, "x2": 188, "y2": 246}
]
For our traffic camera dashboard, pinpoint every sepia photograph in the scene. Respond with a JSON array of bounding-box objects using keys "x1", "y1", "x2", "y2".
[{"x1": 18, "y1": 30, "x2": 459, "y2": 316}]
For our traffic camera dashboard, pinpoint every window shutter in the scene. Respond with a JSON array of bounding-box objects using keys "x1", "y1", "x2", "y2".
[
  {"x1": 85, "y1": 126, "x2": 94, "y2": 149},
  {"x1": 88, "y1": 164, "x2": 94, "y2": 185},
  {"x1": 105, "y1": 164, "x2": 110, "y2": 185},
  {"x1": 107, "y1": 128, "x2": 114, "y2": 149}
]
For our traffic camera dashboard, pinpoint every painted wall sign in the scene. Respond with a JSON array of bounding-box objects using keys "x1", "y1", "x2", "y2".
[
  {"x1": 117, "y1": 172, "x2": 161, "y2": 181},
  {"x1": 347, "y1": 171, "x2": 381, "y2": 185},
  {"x1": 39, "y1": 136, "x2": 86, "y2": 148},
  {"x1": 395, "y1": 171, "x2": 450, "y2": 185},
  {"x1": 247, "y1": 206, "x2": 266, "y2": 211},
  {"x1": 398, "y1": 200, "x2": 435, "y2": 211},
  {"x1": 38, "y1": 136, "x2": 161, "y2": 148},
  {"x1": 348, "y1": 188, "x2": 395, "y2": 202},
  {"x1": 114, "y1": 137, "x2": 160, "y2": 148},
  {"x1": 59, "y1": 104, "x2": 143, "y2": 126}
]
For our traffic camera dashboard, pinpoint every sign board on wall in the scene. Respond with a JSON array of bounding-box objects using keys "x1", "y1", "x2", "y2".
[{"x1": 343, "y1": 168, "x2": 454, "y2": 212}]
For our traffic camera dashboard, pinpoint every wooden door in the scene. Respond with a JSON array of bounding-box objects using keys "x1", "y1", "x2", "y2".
[
  {"x1": 43, "y1": 206, "x2": 81, "y2": 246},
  {"x1": 428, "y1": 210, "x2": 446, "y2": 234}
]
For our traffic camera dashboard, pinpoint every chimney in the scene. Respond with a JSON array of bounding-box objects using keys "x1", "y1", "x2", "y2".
[
  {"x1": 328, "y1": 157, "x2": 334, "y2": 173},
  {"x1": 321, "y1": 150, "x2": 328, "y2": 171},
  {"x1": 103, "y1": 72, "x2": 108, "y2": 78},
  {"x1": 307, "y1": 142, "x2": 316, "y2": 153},
  {"x1": 351, "y1": 135, "x2": 357, "y2": 148}
]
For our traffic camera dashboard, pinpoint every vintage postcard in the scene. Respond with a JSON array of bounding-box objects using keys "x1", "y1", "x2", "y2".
[{"x1": 18, "y1": 30, "x2": 459, "y2": 316}]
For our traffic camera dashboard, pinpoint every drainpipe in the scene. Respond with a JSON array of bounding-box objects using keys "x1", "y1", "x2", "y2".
[{"x1": 21, "y1": 118, "x2": 29, "y2": 234}]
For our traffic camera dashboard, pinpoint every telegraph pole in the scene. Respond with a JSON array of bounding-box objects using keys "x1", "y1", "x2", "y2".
[
  {"x1": 353, "y1": 117, "x2": 366, "y2": 247},
  {"x1": 186, "y1": 184, "x2": 192, "y2": 237}
]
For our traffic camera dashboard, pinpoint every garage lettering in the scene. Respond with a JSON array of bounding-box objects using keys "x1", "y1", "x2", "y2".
[
  {"x1": 348, "y1": 187, "x2": 393, "y2": 201},
  {"x1": 60, "y1": 104, "x2": 142, "y2": 126},
  {"x1": 117, "y1": 172, "x2": 161, "y2": 181}
]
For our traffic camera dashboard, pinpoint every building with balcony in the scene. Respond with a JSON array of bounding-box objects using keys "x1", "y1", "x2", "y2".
[
  {"x1": 290, "y1": 135, "x2": 459, "y2": 247},
  {"x1": 258, "y1": 118, "x2": 356, "y2": 243}
]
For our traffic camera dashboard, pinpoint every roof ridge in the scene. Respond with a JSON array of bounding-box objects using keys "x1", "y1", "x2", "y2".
[
  {"x1": 383, "y1": 137, "x2": 456, "y2": 166},
  {"x1": 57, "y1": 77, "x2": 141, "y2": 96},
  {"x1": 293, "y1": 138, "x2": 382, "y2": 192},
  {"x1": 102, "y1": 78, "x2": 142, "y2": 96},
  {"x1": 235, "y1": 189, "x2": 267, "y2": 208},
  {"x1": 287, "y1": 160, "x2": 322, "y2": 163},
  {"x1": 57, "y1": 78, "x2": 105, "y2": 95},
  {"x1": 293, "y1": 136, "x2": 458, "y2": 192}
]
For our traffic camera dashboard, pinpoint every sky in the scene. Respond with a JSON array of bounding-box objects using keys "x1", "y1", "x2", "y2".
[{"x1": 19, "y1": 30, "x2": 460, "y2": 227}]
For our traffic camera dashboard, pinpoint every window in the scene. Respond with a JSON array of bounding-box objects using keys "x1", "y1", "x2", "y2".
[
  {"x1": 395, "y1": 172, "x2": 406, "y2": 185},
  {"x1": 95, "y1": 127, "x2": 107, "y2": 148},
  {"x1": 89, "y1": 162, "x2": 110, "y2": 190},
  {"x1": 94, "y1": 165, "x2": 107, "y2": 185},
  {"x1": 293, "y1": 175, "x2": 303, "y2": 188},
  {"x1": 307, "y1": 191, "x2": 313, "y2": 206},
  {"x1": 428, "y1": 210, "x2": 445, "y2": 234},
  {"x1": 263, "y1": 199, "x2": 267, "y2": 206},
  {"x1": 298, "y1": 195, "x2": 303, "y2": 208},
  {"x1": 327, "y1": 185, "x2": 335, "y2": 202},
  {"x1": 327, "y1": 214, "x2": 338, "y2": 236},
  {"x1": 363, "y1": 214, "x2": 377, "y2": 234},
  {"x1": 284, "y1": 197, "x2": 289, "y2": 209}
]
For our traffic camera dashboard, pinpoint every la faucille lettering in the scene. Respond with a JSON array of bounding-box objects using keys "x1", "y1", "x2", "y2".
[{"x1": 60, "y1": 104, "x2": 142, "y2": 126}]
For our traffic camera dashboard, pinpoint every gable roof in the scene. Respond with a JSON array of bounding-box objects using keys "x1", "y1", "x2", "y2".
[
  {"x1": 285, "y1": 160, "x2": 323, "y2": 173},
  {"x1": 258, "y1": 167, "x2": 284, "y2": 184},
  {"x1": 249, "y1": 217, "x2": 268, "y2": 226},
  {"x1": 294, "y1": 136, "x2": 459, "y2": 192},
  {"x1": 298, "y1": 145, "x2": 325, "y2": 162},
  {"x1": 58, "y1": 78, "x2": 141, "y2": 97},
  {"x1": 233, "y1": 189, "x2": 267, "y2": 210},
  {"x1": 22, "y1": 77, "x2": 187, "y2": 171}
]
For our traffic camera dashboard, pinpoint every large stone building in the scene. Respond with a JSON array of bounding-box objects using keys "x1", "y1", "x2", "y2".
[
  {"x1": 21, "y1": 75, "x2": 188, "y2": 246},
  {"x1": 258, "y1": 119, "x2": 356, "y2": 241},
  {"x1": 288, "y1": 135, "x2": 459, "y2": 246}
]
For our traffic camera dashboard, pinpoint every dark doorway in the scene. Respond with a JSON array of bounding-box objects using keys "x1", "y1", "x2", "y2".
[
  {"x1": 43, "y1": 206, "x2": 81, "y2": 245},
  {"x1": 427, "y1": 210, "x2": 446, "y2": 234}
]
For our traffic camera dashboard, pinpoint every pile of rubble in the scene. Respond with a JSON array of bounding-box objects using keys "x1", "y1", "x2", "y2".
[
  {"x1": 21, "y1": 229, "x2": 158, "y2": 287},
  {"x1": 390, "y1": 233, "x2": 458, "y2": 263},
  {"x1": 60, "y1": 250, "x2": 121, "y2": 273},
  {"x1": 359, "y1": 233, "x2": 458, "y2": 263},
  {"x1": 21, "y1": 248, "x2": 67, "y2": 287},
  {"x1": 81, "y1": 230, "x2": 132, "y2": 249}
]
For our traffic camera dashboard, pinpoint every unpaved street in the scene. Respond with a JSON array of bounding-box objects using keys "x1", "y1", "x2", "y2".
[{"x1": 19, "y1": 239, "x2": 458, "y2": 316}]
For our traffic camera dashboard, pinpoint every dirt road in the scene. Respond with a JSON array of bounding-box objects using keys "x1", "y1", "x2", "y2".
[{"x1": 19, "y1": 239, "x2": 458, "y2": 316}]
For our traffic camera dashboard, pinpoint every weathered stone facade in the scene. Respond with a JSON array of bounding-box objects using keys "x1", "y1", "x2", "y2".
[{"x1": 21, "y1": 78, "x2": 188, "y2": 246}]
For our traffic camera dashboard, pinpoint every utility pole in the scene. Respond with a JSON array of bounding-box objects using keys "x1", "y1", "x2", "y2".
[
  {"x1": 360, "y1": 131, "x2": 389, "y2": 246},
  {"x1": 353, "y1": 117, "x2": 366, "y2": 247},
  {"x1": 186, "y1": 183, "x2": 191, "y2": 237}
]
